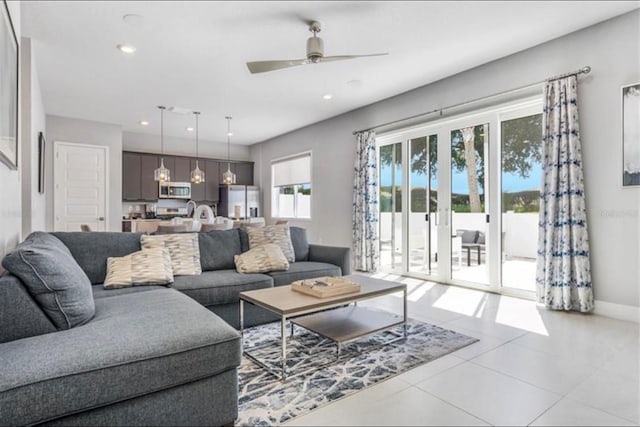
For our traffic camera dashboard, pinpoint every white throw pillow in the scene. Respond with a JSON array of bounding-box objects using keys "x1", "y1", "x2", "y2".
[
  {"x1": 234, "y1": 243, "x2": 290, "y2": 274},
  {"x1": 246, "y1": 224, "x2": 295, "y2": 262},
  {"x1": 141, "y1": 233, "x2": 202, "y2": 276},
  {"x1": 104, "y1": 247, "x2": 174, "y2": 288}
]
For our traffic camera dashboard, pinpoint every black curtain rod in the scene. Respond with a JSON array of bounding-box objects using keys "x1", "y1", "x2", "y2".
[{"x1": 352, "y1": 66, "x2": 591, "y2": 135}]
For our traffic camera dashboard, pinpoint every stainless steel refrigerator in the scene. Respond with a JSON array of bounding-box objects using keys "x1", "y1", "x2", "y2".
[{"x1": 219, "y1": 185, "x2": 261, "y2": 219}]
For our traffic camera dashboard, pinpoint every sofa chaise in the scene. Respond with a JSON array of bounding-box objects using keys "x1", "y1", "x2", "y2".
[{"x1": 0, "y1": 226, "x2": 350, "y2": 426}]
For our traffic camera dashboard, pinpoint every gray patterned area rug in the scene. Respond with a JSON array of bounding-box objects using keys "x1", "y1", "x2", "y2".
[{"x1": 236, "y1": 318, "x2": 478, "y2": 426}]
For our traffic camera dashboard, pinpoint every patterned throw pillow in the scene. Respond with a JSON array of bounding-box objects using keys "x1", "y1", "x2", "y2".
[
  {"x1": 246, "y1": 225, "x2": 295, "y2": 262},
  {"x1": 234, "y1": 244, "x2": 290, "y2": 274},
  {"x1": 141, "y1": 233, "x2": 202, "y2": 276},
  {"x1": 104, "y1": 247, "x2": 174, "y2": 289}
]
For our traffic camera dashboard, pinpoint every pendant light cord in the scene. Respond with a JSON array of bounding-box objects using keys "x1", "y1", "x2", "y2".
[
  {"x1": 226, "y1": 116, "x2": 232, "y2": 170},
  {"x1": 159, "y1": 105, "x2": 165, "y2": 157},
  {"x1": 195, "y1": 112, "x2": 200, "y2": 163}
]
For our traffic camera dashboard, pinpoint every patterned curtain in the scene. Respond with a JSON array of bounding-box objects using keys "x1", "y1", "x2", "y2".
[
  {"x1": 352, "y1": 131, "x2": 379, "y2": 272},
  {"x1": 536, "y1": 75, "x2": 593, "y2": 312}
]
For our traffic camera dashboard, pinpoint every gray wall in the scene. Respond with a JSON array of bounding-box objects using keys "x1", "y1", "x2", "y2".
[
  {"x1": 20, "y1": 37, "x2": 46, "y2": 237},
  {"x1": 123, "y1": 131, "x2": 251, "y2": 161},
  {"x1": 251, "y1": 10, "x2": 640, "y2": 308},
  {"x1": 45, "y1": 115, "x2": 123, "y2": 232},
  {"x1": 0, "y1": 2, "x2": 21, "y2": 270}
]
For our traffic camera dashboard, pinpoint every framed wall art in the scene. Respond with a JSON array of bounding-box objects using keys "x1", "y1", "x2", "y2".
[
  {"x1": 623, "y1": 82, "x2": 640, "y2": 187},
  {"x1": 0, "y1": 0, "x2": 18, "y2": 170}
]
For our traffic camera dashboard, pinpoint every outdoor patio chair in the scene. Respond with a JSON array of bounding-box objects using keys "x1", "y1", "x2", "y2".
[{"x1": 456, "y1": 229, "x2": 481, "y2": 266}]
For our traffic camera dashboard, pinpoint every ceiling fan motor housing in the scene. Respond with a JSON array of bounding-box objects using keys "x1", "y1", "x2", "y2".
[{"x1": 306, "y1": 36, "x2": 324, "y2": 62}]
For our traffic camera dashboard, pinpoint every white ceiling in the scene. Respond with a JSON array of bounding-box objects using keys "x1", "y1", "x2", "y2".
[{"x1": 22, "y1": 1, "x2": 639, "y2": 145}]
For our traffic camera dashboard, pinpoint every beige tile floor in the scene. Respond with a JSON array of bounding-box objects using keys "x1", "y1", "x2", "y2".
[{"x1": 284, "y1": 273, "x2": 640, "y2": 426}]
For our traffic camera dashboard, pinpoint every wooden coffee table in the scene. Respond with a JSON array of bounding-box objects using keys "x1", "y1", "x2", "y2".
[{"x1": 239, "y1": 274, "x2": 407, "y2": 381}]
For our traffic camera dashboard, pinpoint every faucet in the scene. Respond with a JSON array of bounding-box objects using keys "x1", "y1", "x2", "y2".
[{"x1": 186, "y1": 200, "x2": 197, "y2": 218}]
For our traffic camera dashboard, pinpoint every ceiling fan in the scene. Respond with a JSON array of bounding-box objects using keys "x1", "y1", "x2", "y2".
[{"x1": 246, "y1": 21, "x2": 388, "y2": 74}]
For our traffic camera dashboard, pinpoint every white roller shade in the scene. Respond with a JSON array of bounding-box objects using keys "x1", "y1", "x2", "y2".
[{"x1": 272, "y1": 153, "x2": 311, "y2": 187}]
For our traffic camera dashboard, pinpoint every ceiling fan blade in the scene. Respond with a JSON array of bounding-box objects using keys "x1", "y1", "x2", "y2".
[
  {"x1": 246, "y1": 59, "x2": 308, "y2": 74},
  {"x1": 321, "y1": 53, "x2": 388, "y2": 63}
]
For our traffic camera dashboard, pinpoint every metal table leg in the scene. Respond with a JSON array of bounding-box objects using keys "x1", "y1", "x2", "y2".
[
  {"x1": 281, "y1": 315, "x2": 287, "y2": 381},
  {"x1": 403, "y1": 288, "x2": 408, "y2": 338},
  {"x1": 240, "y1": 299, "x2": 244, "y2": 342}
]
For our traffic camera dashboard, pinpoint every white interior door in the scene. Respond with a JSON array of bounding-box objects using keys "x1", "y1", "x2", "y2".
[{"x1": 54, "y1": 142, "x2": 108, "y2": 231}]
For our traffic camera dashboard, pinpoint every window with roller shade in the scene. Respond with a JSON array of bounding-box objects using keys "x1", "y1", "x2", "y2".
[{"x1": 271, "y1": 152, "x2": 311, "y2": 219}]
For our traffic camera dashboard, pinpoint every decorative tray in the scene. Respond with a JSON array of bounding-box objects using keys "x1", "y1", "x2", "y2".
[{"x1": 291, "y1": 276, "x2": 361, "y2": 298}]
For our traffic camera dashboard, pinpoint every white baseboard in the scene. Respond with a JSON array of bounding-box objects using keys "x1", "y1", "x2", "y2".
[{"x1": 594, "y1": 300, "x2": 640, "y2": 323}]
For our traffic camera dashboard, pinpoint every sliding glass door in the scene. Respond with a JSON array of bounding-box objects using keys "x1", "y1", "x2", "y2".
[
  {"x1": 406, "y1": 135, "x2": 439, "y2": 276},
  {"x1": 377, "y1": 97, "x2": 542, "y2": 297},
  {"x1": 499, "y1": 107, "x2": 543, "y2": 294},
  {"x1": 449, "y1": 122, "x2": 490, "y2": 287},
  {"x1": 379, "y1": 141, "x2": 403, "y2": 273}
]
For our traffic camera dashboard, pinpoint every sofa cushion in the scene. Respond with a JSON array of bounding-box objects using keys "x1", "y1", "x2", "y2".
[
  {"x1": 290, "y1": 226, "x2": 309, "y2": 261},
  {"x1": 91, "y1": 283, "x2": 165, "y2": 299},
  {"x1": 1, "y1": 232, "x2": 95, "y2": 330},
  {"x1": 198, "y1": 229, "x2": 243, "y2": 271},
  {"x1": 246, "y1": 224, "x2": 295, "y2": 262},
  {"x1": 267, "y1": 261, "x2": 341, "y2": 287},
  {"x1": 141, "y1": 233, "x2": 202, "y2": 276},
  {"x1": 0, "y1": 289, "x2": 240, "y2": 426},
  {"x1": 104, "y1": 247, "x2": 174, "y2": 289},
  {"x1": 172, "y1": 270, "x2": 273, "y2": 306},
  {"x1": 234, "y1": 243, "x2": 289, "y2": 274},
  {"x1": 238, "y1": 228, "x2": 250, "y2": 252},
  {"x1": 0, "y1": 273, "x2": 57, "y2": 343},
  {"x1": 51, "y1": 232, "x2": 143, "y2": 284}
]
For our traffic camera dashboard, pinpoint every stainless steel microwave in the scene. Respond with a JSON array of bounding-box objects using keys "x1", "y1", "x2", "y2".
[{"x1": 159, "y1": 182, "x2": 191, "y2": 199}]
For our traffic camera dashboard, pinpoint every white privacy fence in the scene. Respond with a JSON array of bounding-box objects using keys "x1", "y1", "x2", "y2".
[
  {"x1": 275, "y1": 194, "x2": 311, "y2": 218},
  {"x1": 380, "y1": 211, "x2": 538, "y2": 259}
]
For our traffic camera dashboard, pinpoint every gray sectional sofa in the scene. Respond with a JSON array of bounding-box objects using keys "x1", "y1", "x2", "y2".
[{"x1": 0, "y1": 226, "x2": 350, "y2": 426}]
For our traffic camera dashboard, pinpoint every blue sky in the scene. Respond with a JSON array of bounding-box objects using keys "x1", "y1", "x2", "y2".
[{"x1": 380, "y1": 167, "x2": 542, "y2": 193}]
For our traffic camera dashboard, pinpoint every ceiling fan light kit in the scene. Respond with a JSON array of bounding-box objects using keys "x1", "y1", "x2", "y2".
[{"x1": 246, "y1": 20, "x2": 388, "y2": 74}]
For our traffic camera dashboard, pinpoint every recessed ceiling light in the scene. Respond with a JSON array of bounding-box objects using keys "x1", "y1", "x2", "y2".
[
  {"x1": 186, "y1": 127, "x2": 194, "y2": 132},
  {"x1": 227, "y1": 132, "x2": 234, "y2": 137},
  {"x1": 323, "y1": 94, "x2": 333, "y2": 100},
  {"x1": 139, "y1": 120, "x2": 149, "y2": 126},
  {"x1": 117, "y1": 44, "x2": 136, "y2": 54}
]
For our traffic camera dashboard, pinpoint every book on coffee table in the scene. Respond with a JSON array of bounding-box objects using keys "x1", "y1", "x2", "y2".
[{"x1": 291, "y1": 276, "x2": 361, "y2": 298}]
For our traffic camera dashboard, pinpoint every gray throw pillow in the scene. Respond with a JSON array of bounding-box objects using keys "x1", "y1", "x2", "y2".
[{"x1": 1, "y1": 232, "x2": 95, "y2": 330}]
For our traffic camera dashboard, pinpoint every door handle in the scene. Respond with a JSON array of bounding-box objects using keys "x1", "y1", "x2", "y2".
[{"x1": 98, "y1": 217, "x2": 105, "y2": 221}]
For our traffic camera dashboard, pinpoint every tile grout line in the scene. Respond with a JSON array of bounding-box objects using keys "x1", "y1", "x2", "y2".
[{"x1": 416, "y1": 386, "x2": 495, "y2": 426}]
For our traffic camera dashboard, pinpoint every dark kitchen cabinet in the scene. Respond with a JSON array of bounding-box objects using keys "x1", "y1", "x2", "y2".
[
  {"x1": 140, "y1": 155, "x2": 159, "y2": 201},
  {"x1": 122, "y1": 153, "x2": 141, "y2": 200},
  {"x1": 235, "y1": 162, "x2": 253, "y2": 185},
  {"x1": 205, "y1": 160, "x2": 220, "y2": 201},
  {"x1": 122, "y1": 152, "x2": 253, "y2": 201},
  {"x1": 173, "y1": 157, "x2": 191, "y2": 182},
  {"x1": 190, "y1": 159, "x2": 205, "y2": 201}
]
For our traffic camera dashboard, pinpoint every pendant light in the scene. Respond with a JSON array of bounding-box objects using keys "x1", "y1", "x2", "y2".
[
  {"x1": 222, "y1": 116, "x2": 236, "y2": 185},
  {"x1": 190, "y1": 111, "x2": 205, "y2": 184},
  {"x1": 154, "y1": 106, "x2": 171, "y2": 182}
]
